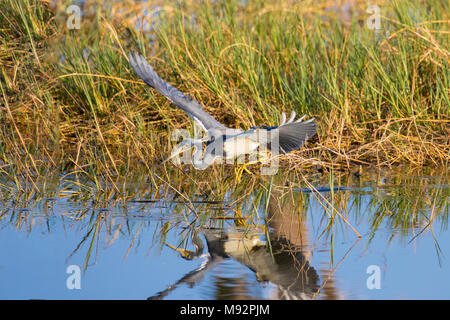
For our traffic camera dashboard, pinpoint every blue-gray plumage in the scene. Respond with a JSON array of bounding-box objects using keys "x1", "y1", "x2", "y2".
[{"x1": 128, "y1": 52, "x2": 316, "y2": 169}]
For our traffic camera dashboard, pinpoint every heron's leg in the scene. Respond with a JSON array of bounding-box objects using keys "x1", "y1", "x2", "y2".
[
  {"x1": 239, "y1": 163, "x2": 253, "y2": 175},
  {"x1": 234, "y1": 165, "x2": 245, "y2": 183},
  {"x1": 234, "y1": 159, "x2": 257, "y2": 183},
  {"x1": 234, "y1": 150, "x2": 274, "y2": 183}
]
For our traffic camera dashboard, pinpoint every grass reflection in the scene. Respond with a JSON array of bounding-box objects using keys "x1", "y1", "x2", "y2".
[{"x1": 0, "y1": 167, "x2": 447, "y2": 298}]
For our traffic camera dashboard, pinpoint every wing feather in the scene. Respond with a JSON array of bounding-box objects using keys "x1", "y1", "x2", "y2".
[
  {"x1": 128, "y1": 52, "x2": 225, "y2": 131},
  {"x1": 263, "y1": 117, "x2": 316, "y2": 154},
  {"x1": 276, "y1": 119, "x2": 316, "y2": 154}
]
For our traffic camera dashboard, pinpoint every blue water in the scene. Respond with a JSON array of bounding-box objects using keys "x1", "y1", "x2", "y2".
[{"x1": 0, "y1": 174, "x2": 448, "y2": 300}]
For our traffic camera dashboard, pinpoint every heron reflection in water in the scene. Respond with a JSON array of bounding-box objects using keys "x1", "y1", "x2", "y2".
[
  {"x1": 148, "y1": 228, "x2": 319, "y2": 300},
  {"x1": 148, "y1": 192, "x2": 321, "y2": 300}
]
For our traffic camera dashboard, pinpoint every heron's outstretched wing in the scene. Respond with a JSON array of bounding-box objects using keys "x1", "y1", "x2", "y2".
[
  {"x1": 276, "y1": 119, "x2": 316, "y2": 154},
  {"x1": 264, "y1": 112, "x2": 316, "y2": 154},
  {"x1": 128, "y1": 52, "x2": 226, "y2": 132}
]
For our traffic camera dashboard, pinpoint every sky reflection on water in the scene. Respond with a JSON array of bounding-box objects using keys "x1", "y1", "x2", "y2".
[{"x1": 0, "y1": 171, "x2": 448, "y2": 299}]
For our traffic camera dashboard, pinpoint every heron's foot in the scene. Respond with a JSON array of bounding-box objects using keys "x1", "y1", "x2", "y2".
[{"x1": 234, "y1": 163, "x2": 254, "y2": 183}]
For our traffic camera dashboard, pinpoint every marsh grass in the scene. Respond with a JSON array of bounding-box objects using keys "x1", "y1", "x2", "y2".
[{"x1": 0, "y1": 0, "x2": 448, "y2": 189}]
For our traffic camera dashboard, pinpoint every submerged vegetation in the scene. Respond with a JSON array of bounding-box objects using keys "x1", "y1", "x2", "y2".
[{"x1": 0, "y1": 0, "x2": 448, "y2": 187}]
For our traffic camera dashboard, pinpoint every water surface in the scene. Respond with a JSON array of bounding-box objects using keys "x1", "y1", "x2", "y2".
[{"x1": 0, "y1": 169, "x2": 448, "y2": 299}]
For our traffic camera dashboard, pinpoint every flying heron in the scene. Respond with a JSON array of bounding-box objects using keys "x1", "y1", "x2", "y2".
[{"x1": 128, "y1": 52, "x2": 316, "y2": 175}]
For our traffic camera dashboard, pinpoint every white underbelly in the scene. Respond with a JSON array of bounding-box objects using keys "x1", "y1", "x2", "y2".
[{"x1": 223, "y1": 138, "x2": 259, "y2": 159}]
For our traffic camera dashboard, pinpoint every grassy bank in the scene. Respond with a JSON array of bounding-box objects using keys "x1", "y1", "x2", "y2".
[{"x1": 0, "y1": 0, "x2": 449, "y2": 186}]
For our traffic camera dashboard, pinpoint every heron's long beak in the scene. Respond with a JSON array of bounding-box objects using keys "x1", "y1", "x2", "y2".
[{"x1": 165, "y1": 243, "x2": 196, "y2": 259}]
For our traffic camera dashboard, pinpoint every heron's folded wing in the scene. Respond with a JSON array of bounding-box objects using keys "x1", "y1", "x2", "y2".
[{"x1": 128, "y1": 52, "x2": 226, "y2": 131}]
